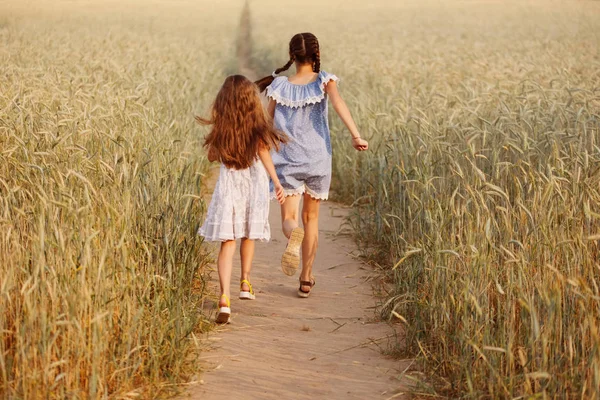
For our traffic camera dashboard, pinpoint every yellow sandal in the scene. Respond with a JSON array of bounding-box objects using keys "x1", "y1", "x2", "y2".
[
  {"x1": 239, "y1": 279, "x2": 255, "y2": 300},
  {"x1": 215, "y1": 294, "x2": 231, "y2": 324}
]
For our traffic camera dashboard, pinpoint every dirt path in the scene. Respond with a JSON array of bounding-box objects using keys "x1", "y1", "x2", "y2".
[
  {"x1": 179, "y1": 4, "x2": 410, "y2": 399},
  {"x1": 184, "y1": 203, "x2": 410, "y2": 400},
  {"x1": 235, "y1": 1, "x2": 256, "y2": 80}
]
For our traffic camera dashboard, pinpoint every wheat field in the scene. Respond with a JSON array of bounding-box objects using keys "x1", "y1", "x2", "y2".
[
  {"x1": 0, "y1": 1, "x2": 242, "y2": 397},
  {"x1": 2, "y1": 0, "x2": 600, "y2": 397},
  {"x1": 250, "y1": 0, "x2": 600, "y2": 397}
]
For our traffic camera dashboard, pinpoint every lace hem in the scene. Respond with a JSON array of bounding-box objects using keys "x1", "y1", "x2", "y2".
[
  {"x1": 305, "y1": 186, "x2": 329, "y2": 201},
  {"x1": 198, "y1": 221, "x2": 270, "y2": 242},
  {"x1": 267, "y1": 91, "x2": 327, "y2": 109},
  {"x1": 270, "y1": 185, "x2": 329, "y2": 201},
  {"x1": 270, "y1": 186, "x2": 305, "y2": 200},
  {"x1": 266, "y1": 71, "x2": 339, "y2": 109}
]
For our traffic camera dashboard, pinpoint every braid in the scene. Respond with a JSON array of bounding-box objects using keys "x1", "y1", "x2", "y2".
[
  {"x1": 313, "y1": 52, "x2": 321, "y2": 73},
  {"x1": 254, "y1": 32, "x2": 322, "y2": 93},
  {"x1": 299, "y1": 33, "x2": 306, "y2": 58},
  {"x1": 254, "y1": 58, "x2": 293, "y2": 93},
  {"x1": 302, "y1": 33, "x2": 320, "y2": 72},
  {"x1": 275, "y1": 58, "x2": 294, "y2": 75}
]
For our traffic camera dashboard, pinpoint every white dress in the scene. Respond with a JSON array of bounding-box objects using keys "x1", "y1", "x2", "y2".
[{"x1": 198, "y1": 160, "x2": 271, "y2": 242}]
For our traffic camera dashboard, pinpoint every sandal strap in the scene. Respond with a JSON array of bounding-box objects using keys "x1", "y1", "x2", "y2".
[
  {"x1": 299, "y1": 279, "x2": 315, "y2": 287},
  {"x1": 220, "y1": 294, "x2": 231, "y2": 307},
  {"x1": 240, "y1": 279, "x2": 254, "y2": 295}
]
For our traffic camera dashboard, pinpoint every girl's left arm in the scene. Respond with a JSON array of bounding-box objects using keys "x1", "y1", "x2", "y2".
[
  {"x1": 258, "y1": 147, "x2": 285, "y2": 204},
  {"x1": 325, "y1": 81, "x2": 368, "y2": 151}
]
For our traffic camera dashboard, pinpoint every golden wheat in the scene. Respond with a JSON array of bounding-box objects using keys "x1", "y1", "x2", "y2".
[
  {"x1": 0, "y1": 1, "x2": 240, "y2": 397},
  {"x1": 251, "y1": 0, "x2": 600, "y2": 397}
]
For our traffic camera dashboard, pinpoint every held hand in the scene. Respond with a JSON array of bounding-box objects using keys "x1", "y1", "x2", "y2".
[
  {"x1": 274, "y1": 183, "x2": 286, "y2": 204},
  {"x1": 352, "y1": 137, "x2": 368, "y2": 151}
]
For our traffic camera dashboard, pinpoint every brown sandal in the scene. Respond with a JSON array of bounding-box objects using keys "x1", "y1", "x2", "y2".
[{"x1": 298, "y1": 278, "x2": 316, "y2": 298}]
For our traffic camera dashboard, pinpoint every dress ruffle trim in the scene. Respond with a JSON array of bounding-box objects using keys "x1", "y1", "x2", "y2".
[
  {"x1": 198, "y1": 220, "x2": 270, "y2": 242},
  {"x1": 270, "y1": 185, "x2": 329, "y2": 201},
  {"x1": 266, "y1": 71, "x2": 339, "y2": 108}
]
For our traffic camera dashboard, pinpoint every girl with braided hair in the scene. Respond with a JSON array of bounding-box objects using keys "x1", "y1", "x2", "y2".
[{"x1": 255, "y1": 32, "x2": 368, "y2": 298}]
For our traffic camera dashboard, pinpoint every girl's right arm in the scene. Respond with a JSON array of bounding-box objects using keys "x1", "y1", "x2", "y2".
[
  {"x1": 325, "y1": 81, "x2": 368, "y2": 151},
  {"x1": 258, "y1": 146, "x2": 285, "y2": 204}
]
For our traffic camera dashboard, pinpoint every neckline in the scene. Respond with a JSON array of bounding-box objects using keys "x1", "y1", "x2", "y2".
[{"x1": 285, "y1": 73, "x2": 319, "y2": 86}]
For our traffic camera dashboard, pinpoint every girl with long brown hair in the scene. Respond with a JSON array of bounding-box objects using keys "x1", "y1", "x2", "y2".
[
  {"x1": 255, "y1": 33, "x2": 368, "y2": 298},
  {"x1": 197, "y1": 75, "x2": 286, "y2": 324}
]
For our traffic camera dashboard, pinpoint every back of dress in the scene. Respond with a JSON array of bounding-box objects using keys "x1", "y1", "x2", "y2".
[{"x1": 266, "y1": 71, "x2": 339, "y2": 200}]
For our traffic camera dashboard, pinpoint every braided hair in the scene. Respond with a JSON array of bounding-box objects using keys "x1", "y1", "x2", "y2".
[
  {"x1": 255, "y1": 32, "x2": 321, "y2": 92},
  {"x1": 313, "y1": 51, "x2": 321, "y2": 74}
]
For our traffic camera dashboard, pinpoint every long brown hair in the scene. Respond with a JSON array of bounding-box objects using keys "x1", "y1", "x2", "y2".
[
  {"x1": 255, "y1": 32, "x2": 320, "y2": 92},
  {"x1": 196, "y1": 75, "x2": 287, "y2": 170}
]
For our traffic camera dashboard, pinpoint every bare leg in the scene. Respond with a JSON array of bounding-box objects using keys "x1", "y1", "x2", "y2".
[
  {"x1": 280, "y1": 194, "x2": 302, "y2": 238},
  {"x1": 218, "y1": 240, "x2": 237, "y2": 306},
  {"x1": 300, "y1": 193, "x2": 321, "y2": 292},
  {"x1": 240, "y1": 238, "x2": 254, "y2": 291}
]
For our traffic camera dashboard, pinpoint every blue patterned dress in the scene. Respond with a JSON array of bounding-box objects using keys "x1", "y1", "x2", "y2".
[{"x1": 266, "y1": 71, "x2": 339, "y2": 200}]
